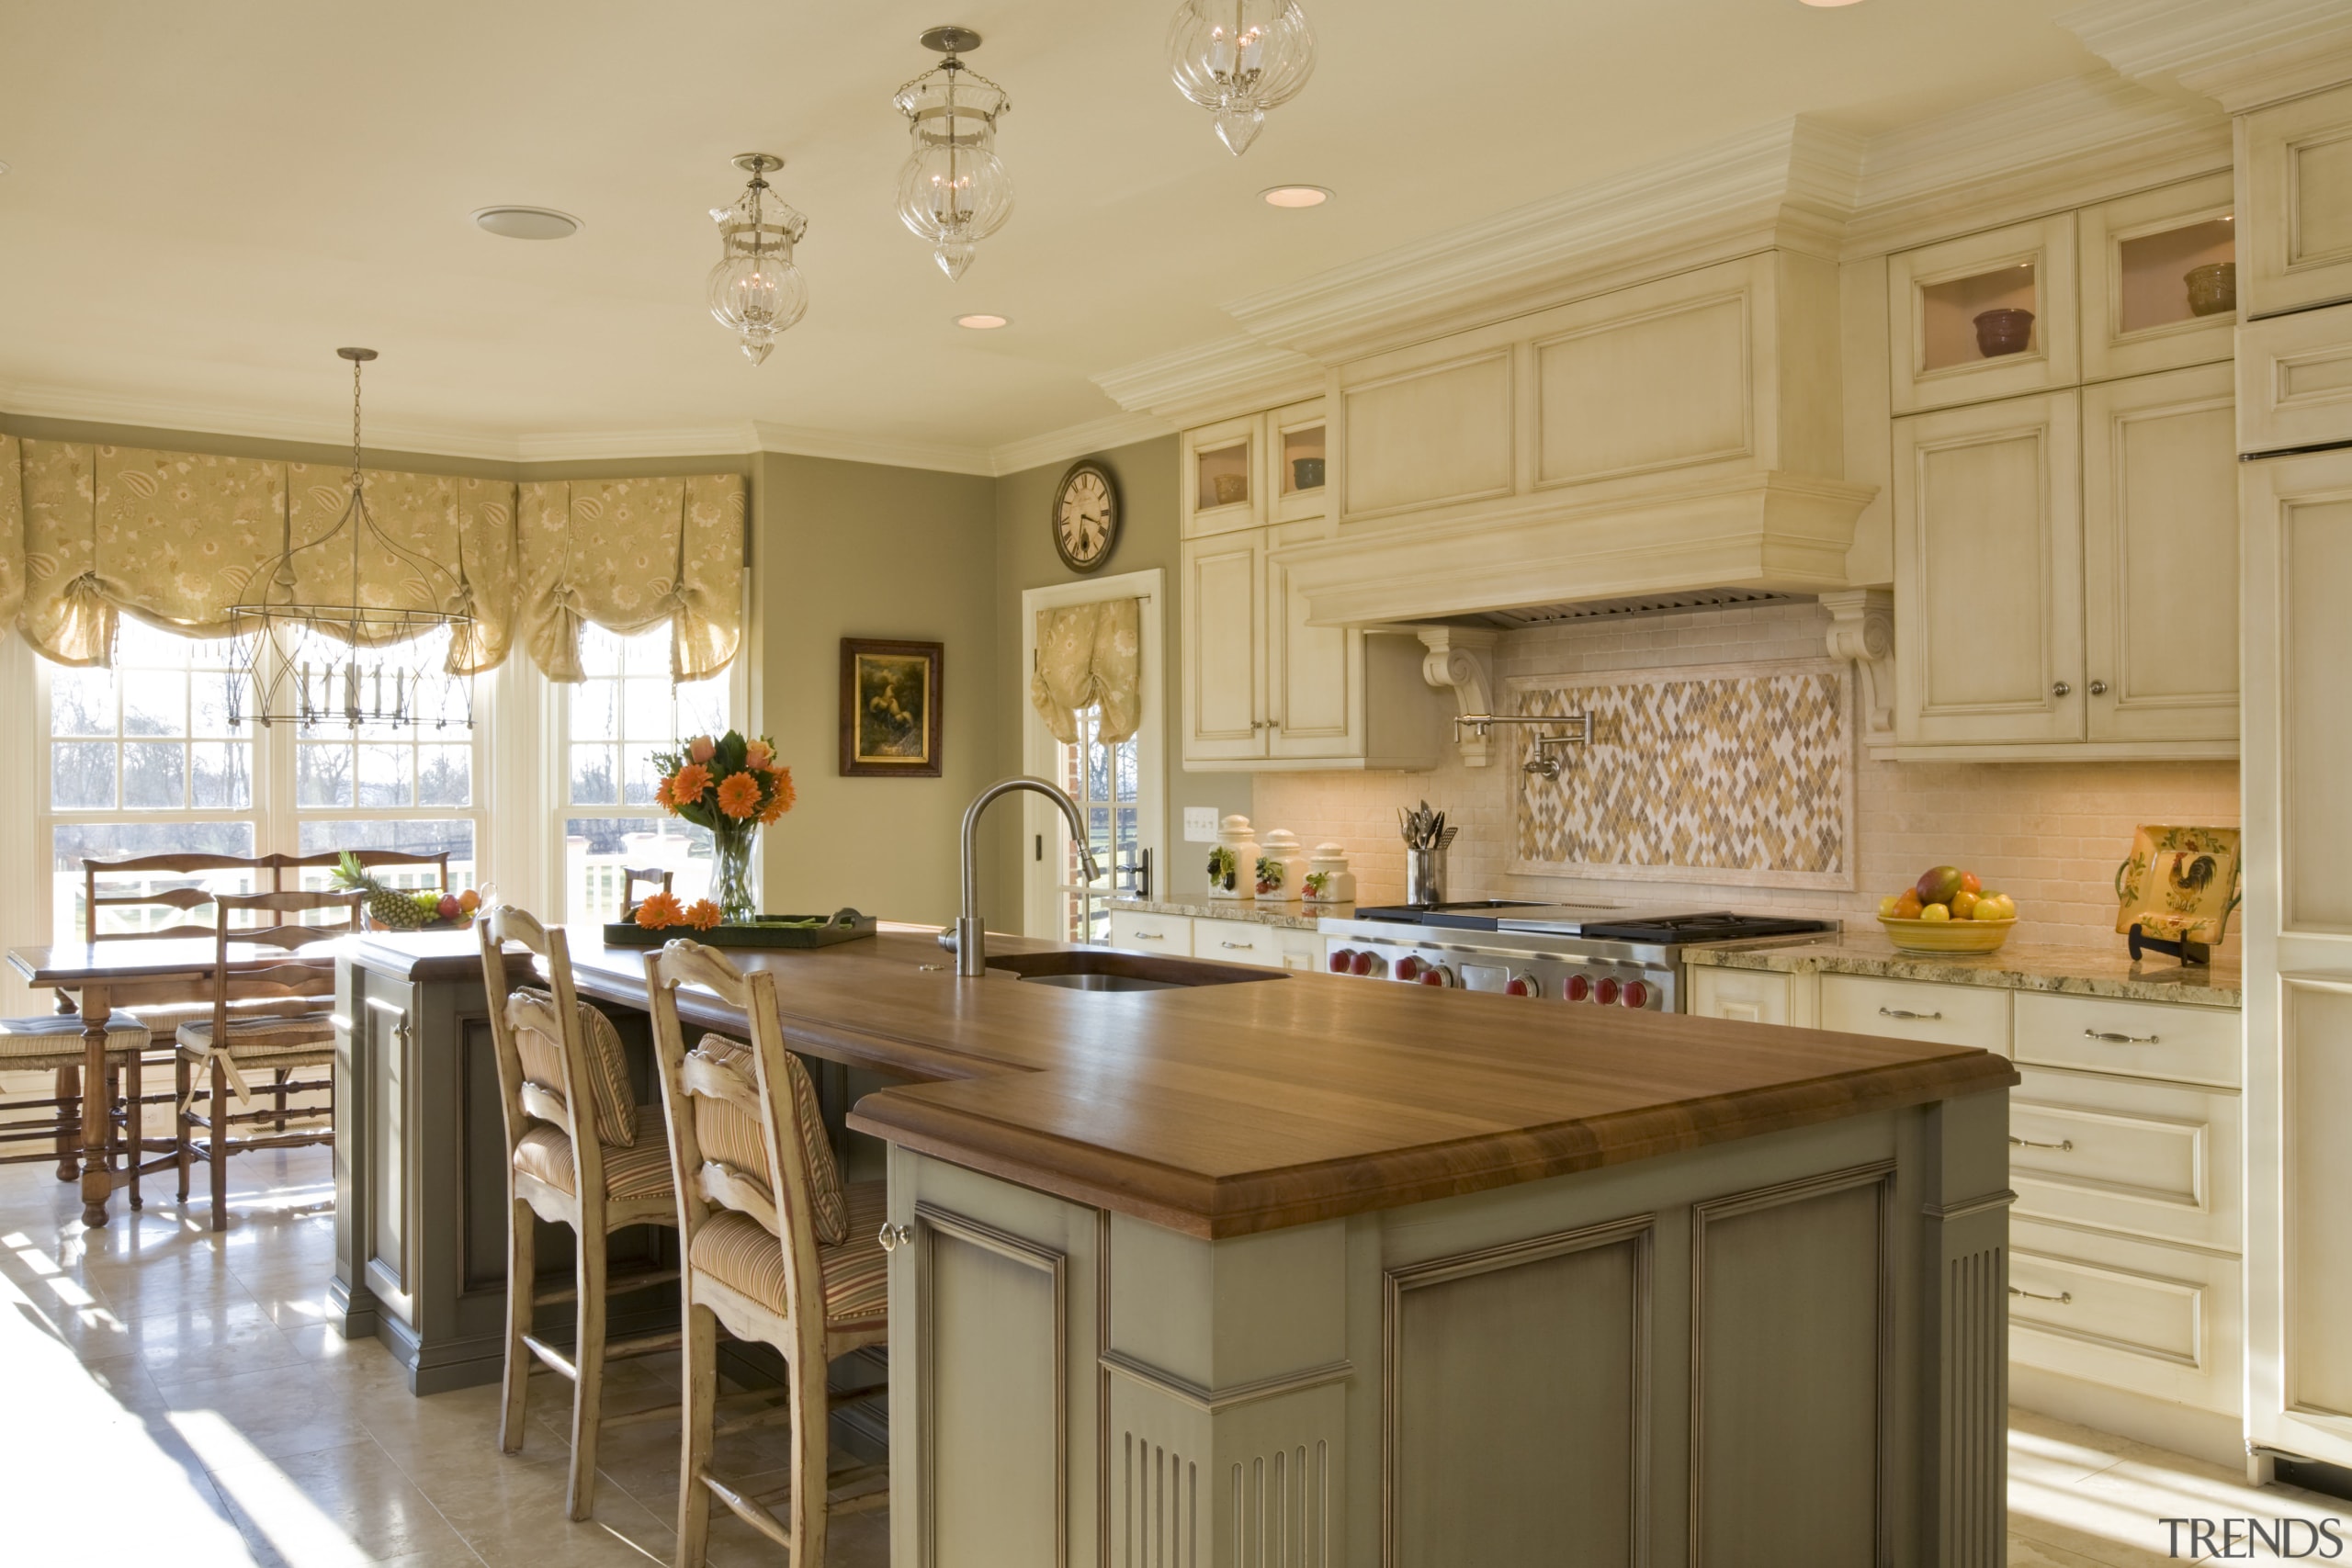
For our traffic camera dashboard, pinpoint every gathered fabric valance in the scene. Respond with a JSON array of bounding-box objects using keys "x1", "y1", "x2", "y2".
[
  {"x1": 1030, "y1": 598, "x2": 1141, "y2": 744},
  {"x1": 517, "y1": 474, "x2": 746, "y2": 683},
  {"x1": 0, "y1": 437, "x2": 22, "y2": 637},
  {"x1": 18, "y1": 441, "x2": 515, "y2": 671}
]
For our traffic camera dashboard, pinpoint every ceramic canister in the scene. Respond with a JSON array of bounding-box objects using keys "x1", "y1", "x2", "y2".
[
  {"x1": 1208, "y1": 815, "x2": 1259, "y2": 902},
  {"x1": 1256, "y1": 829, "x2": 1307, "y2": 903},
  {"x1": 1302, "y1": 842, "x2": 1357, "y2": 907}
]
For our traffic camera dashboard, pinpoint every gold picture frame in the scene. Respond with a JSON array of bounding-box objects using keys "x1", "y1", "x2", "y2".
[
  {"x1": 839, "y1": 638, "x2": 944, "y2": 777},
  {"x1": 2114, "y1": 824, "x2": 2242, "y2": 947}
]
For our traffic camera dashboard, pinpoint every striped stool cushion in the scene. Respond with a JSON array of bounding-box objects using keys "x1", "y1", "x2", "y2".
[
  {"x1": 509, "y1": 990, "x2": 638, "y2": 1150},
  {"x1": 0, "y1": 1013, "x2": 151, "y2": 1061},
  {"x1": 688, "y1": 1179, "x2": 889, "y2": 1329},
  {"x1": 688, "y1": 1034, "x2": 849, "y2": 1245},
  {"x1": 513, "y1": 1100, "x2": 674, "y2": 1201}
]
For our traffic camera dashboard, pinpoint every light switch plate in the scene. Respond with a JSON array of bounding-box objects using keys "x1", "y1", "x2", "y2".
[{"x1": 1182, "y1": 806, "x2": 1219, "y2": 843}]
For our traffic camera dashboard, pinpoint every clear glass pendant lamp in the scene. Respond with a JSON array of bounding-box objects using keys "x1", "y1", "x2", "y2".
[
  {"x1": 1167, "y1": 0, "x2": 1316, "y2": 155},
  {"x1": 893, "y1": 27, "x2": 1013, "y2": 280}
]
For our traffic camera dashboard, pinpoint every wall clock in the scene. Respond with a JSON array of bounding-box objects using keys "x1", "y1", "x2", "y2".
[{"x1": 1052, "y1": 459, "x2": 1120, "y2": 573}]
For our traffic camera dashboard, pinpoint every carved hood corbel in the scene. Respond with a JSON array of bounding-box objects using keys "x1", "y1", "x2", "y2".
[
  {"x1": 1821, "y1": 588, "x2": 1894, "y2": 749},
  {"x1": 1417, "y1": 626, "x2": 1501, "y2": 765}
]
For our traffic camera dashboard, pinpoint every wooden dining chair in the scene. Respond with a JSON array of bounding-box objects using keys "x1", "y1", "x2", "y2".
[
  {"x1": 645, "y1": 939, "x2": 889, "y2": 1568},
  {"x1": 619, "y1": 866, "x2": 673, "y2": 919},
  {"x1": 173, "y1": 888, "x2": 351, "y2": 1228},
  {"x1": 478, "y1": 905, "x2": 681, "y2": 1521}
]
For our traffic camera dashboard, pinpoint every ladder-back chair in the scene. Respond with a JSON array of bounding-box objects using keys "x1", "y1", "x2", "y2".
[
  {"x1": 478, "y1": 905, "x2": 680, "y2": 1521},
  {"x1": 645, "y1": 939, "x2": 889, "y2": 1568}
]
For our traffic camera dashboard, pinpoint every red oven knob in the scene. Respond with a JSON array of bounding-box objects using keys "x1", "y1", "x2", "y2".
[
  {"x1": 1329, "y1": 949, "x2": 1355, "y2": 974},
  {"x1": 1564, "y1": 974, "x2": 1591, "y2": 1003},
  {"x1": 1504, "y1": 975, "x2": 1539, "y2": 998},
  {"x1": 1394, "y1": 956, "x2": 1422, "y2": 982},
  {"x1": 1351, "y1": 951, "x2": 1385, "y2": 977},
  {"x1": 1621, "y1": 980, "x2": 1650, "y2": 1010},
  {"x1": 1595, "y1": 976, "x2": 1622, "y2": 1006},
  {"x1": 1418, "y1": 965, "x2": 1452, "y2": 987}
]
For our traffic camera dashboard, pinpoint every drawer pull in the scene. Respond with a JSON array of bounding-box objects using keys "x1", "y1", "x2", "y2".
[
  {"x1": 2082, "y1": 1027, "x2": 2159, "y2": 1045},
  {"x1": 2007, "y1": 1134, "x2": 2075, "y2": 1153},
  {"x1": 1221, "y1": 940, "x2": 1255, "y2": 950},
  {"x1": 1879, "y1": 1006, "x2": 1943, "y2": 1021},
  {"x1": 2007, "y1": 1284, "x2": 2073, "y2": 1305},
  {"x1": 1128, "y1": 931, "x2": 1165, "y2": 940}
]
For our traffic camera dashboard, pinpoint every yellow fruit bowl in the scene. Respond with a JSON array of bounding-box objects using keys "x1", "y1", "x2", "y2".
[{"x1": 1877, "y1": 914, "x2": 2016, "y2": 955}]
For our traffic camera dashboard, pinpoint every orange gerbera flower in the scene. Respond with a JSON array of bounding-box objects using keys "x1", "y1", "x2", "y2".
[
  {"x1": 757, "y1": 766, "x2": 797, "y2": 823},
  {"x1": 684, "y1": 898, "x2": 721, "y2": 931},
  {"x1": 716, "y1": 771, "x2": 760, "y2": 819},
  {"x1": 654, "y1": 774, "x2": 674, "y2": 809},
  {"x1": 633, "y1": 891, "x2": 685, "y2": 929},
  {"x1": 668, "y1": 762, "x2": 711, "y2": 804}
]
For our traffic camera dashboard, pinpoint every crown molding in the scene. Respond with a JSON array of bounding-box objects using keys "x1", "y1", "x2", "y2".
[
  {"x1": 1091, "y1": 335, "x2": 1326, "y2": 428},
  {"x1": 1839, "y1": 72, "x2": 2229, "y2": 257},
  {"x1": 1220, "y1": 117, "x2": 1866, "y2": 365},
  {"x1": 741, "y1": 422, "x2": 993, "y2": 476},
  {"x1": 0, "y1": 376, "x2": 537, "y2": 462},
  {"x1": 2062, "y1": 0, "x2": 2352, "y2": 111},
  {"x1": 987, "y1": 410, "x2": 1172, "y2": 478}
]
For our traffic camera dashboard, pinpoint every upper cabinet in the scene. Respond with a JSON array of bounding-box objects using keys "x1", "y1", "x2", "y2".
[
  {"x1": 1182, "y1": 412, "x2": 1266, "y2": 537},
  {"x1": 1888, "y1": 215, "x2": 2080, "y2": 414},
  {"x1": 2241, "y1": 82, "x2": 2352, "y2": 320},
  {"x1": 2079, "y1": 175, "x2": 2237, "y2": 382},
  {"x1": 1269, "y1": 399, "x2": 1329, "y2": 525}
]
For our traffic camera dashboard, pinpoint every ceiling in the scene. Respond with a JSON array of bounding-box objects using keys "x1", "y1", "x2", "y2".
[{"x1": 0, "y1": 0, "x2": 2108, "y2": 467}]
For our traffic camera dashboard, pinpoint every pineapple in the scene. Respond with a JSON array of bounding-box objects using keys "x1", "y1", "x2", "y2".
[{"x1": 334, "y1": 852, "x2": 430, "y2": 931}]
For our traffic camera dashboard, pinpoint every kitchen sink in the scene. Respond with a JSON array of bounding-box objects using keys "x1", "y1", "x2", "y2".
[{"x1": 986, "y1": 950, "x2": 1286, "y2": 990}]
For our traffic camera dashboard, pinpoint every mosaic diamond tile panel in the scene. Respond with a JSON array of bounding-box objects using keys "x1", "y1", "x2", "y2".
[{"x1": 1509, "y1": 659, "x2": 1854, "y2": 889}]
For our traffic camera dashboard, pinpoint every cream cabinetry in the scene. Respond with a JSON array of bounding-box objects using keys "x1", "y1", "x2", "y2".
[
  {"x1": 1686, "y1": 964, "x2": 1815, "y2": 1027},
  {"x1": 1107, "y1": 908, "x2": 1319, "y2": 970},
  {"x1": 2240, "y1": 82, "x2": 2352, "y2": 319},
  {"x1": 2238, "y1": 299, "x2": 2352, "y2": 455},
  {"x1": 2079, "y1": 174, "x2": 2238, "y2": 382},
  {"x1": 1889, "y1": 214, "x2": 2080, "y2": 414},
  {"x1": 1106, "y1": 908, "x2": 1195, "y2": 955}
]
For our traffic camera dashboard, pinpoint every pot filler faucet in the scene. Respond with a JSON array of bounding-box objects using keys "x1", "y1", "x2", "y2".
[{"x1": 944, "y1": 776, "x2": 1101, "y2": 976}]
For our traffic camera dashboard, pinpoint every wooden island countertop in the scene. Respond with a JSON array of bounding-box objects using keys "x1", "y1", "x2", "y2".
[{"x1": 355, "y1": 926, "x2": 2017, "y2": 1240}]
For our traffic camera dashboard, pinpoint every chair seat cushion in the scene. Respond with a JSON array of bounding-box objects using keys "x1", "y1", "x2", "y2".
[
  {"x1": 688, "y1": 1180, "x2": 889, "y2": 1330},
  {"x1": 0, "y1": 1014, "x2": 151, "y2": 1060},
  {"x1": 513, "y1": 1100, "x2": 674, "y2": 1202},
  {"x1": 176, "y1": 1011, "x2": 338, "y2": 1058}
]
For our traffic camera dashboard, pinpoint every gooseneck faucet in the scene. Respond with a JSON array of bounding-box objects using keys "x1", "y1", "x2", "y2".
[{"x1": 944, "y1": 776, "x2": 1101, "y2": 976}]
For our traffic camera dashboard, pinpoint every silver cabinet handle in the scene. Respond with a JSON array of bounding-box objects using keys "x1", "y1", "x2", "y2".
[
  {"x1": 2008, "y1": 1134, "x2": 2074, "y2": 1152},
  {"x1": 2008, "y1": 1284, "x2": 2072, "y2": 1305},
  {"x1": 877, "y1": 1223, "x2": 912, "y2": 1252},
  {"x1": 1879, "y1": 1006, "x2": 1943, "y2": 1021},
  {"x1": 1127, "y1": 931, "x2": 1164, "y2": 940},
  {"x1": 1221, "y1": 940, "x2": 1255, "y2": 950},
  {"x1": 2083, "y1": 1027, "x2": 2158, "y2": 1044},
  {"x1": 2052, "y1": 681, "x2": 2071, "y2": 697},
  {"x1": 2088, "y1": 679, "x2": 2109, "y2": 695}
]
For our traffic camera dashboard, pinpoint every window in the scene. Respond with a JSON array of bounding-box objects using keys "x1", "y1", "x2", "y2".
[
  {"x1": 290, "y1": 626, "x2": 478, "y2": 894},
  {"x1": 1056, "y1": 705, "x2": 1137, "y2": 944},
  {"x1": 558, "y1": 623, "x2": 736, "y2": 925}
]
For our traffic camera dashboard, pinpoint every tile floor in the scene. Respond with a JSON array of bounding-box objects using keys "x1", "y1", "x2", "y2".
[{"x1": 0, "y1": 1145, "x2": 2342, "y2": 1565}]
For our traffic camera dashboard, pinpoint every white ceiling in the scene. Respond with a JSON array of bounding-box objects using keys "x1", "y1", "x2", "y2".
[{"x1": 0, "y1": 0, "x2": 2106, "y2": 466}]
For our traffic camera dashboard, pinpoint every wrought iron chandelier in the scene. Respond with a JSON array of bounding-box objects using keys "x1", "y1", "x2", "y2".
[
  {"x1": 892, "y1": 26, "x2": 1013, "y2": 280},
  {"x1": 1167, "y1": 0, "x2": 1316, "y2": 156},
  {"x1": 225, "y1": 348, "x2": 477, "y2": 731},
  {"x1": 708, "y1": 152, "x2": 810, "y2": 365}
]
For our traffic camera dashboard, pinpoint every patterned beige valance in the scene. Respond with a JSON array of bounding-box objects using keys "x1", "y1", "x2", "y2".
[
  {"x1": 517, "y1": 474, "x2": 746, "y2": 683},
  {"x1": 1030, "y1": 598, "x2": 1141, "y2": 745},
  {"x1": 0, "y1": 437, "x2": 22, "y2": 636},
  {"x1": 17, "y1": 441, "x2": 517, "y2": 671}
]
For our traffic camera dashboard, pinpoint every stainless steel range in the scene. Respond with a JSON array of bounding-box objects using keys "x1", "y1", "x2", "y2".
[{"x1": 1317, "y1": 900, "x2": 1837, "y2": 1013}]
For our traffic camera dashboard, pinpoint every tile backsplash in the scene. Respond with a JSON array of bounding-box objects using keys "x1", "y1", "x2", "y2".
[{"x1": 1251, "y1": 600, "x2": 2243, "y2": 952}]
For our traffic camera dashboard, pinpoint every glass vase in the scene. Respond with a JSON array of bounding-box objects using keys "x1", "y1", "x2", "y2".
[{"x1": 710, "y1": 821, "x2": 758, "y2": 925}]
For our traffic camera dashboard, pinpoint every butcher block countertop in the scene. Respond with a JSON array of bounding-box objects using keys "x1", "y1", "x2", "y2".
[{"x1": 352, "y1": 926, "x2": 2017, "y2": 1240}]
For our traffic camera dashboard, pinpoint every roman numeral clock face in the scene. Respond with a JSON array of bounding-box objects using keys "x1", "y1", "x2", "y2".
[{"x1": 1054, "y1": 462, "x2": 1118, "y2": 573}]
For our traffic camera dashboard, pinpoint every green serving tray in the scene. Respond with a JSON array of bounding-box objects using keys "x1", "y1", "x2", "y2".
[{"x1": 602, "y1": 908, "x2": 876, "y2": 949}]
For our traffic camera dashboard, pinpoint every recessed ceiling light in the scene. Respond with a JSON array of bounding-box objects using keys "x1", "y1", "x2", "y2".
[
  {"x1": 1797, "y1": 0, "x2": 1868, "y2": 6},
  {"x1": 471, "y1": 205, "x2": 582, "y2": 241},
  {"x1": 955, "y1": 313, "x2": 1011, "y2": 330},
  {"x1": 1261, "y1": 185, "x2": 1332, "y2": 209}
]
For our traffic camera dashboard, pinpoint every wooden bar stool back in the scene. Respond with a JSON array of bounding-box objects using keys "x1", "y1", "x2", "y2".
[
  {"x1": 645, "y1": 939, "x2": 889, "y2": 1568},
  {"x1": 174, "y1": 888, "x2": 352, "y2": 1228},
  {"x1": 478, "y1": 905, "x2": 680, "y2": 1522}
]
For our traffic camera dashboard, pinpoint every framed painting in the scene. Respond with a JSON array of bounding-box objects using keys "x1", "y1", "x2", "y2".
[{"x1": 840, "y1": 638, "x2": 944, "y2": 777}]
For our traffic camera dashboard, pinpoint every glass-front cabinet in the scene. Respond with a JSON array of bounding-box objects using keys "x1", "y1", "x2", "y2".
[
  {"x1": 1182, "y1": 412, "x2": 1261, "y2": 536},
  {"x1": 2081, "y1": 173, "x2": 2236, "y2": 381},
  {"x1": 1270, "y1": 399, "x2": 1327, "y2": 524},
  {"x1": 1889, "y1": 213, "x2": 2079, "y2": 413}
]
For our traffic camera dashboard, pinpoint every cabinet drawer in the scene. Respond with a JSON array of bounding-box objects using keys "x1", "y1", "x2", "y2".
[
  {"x1": 1689, "y1": 966, "x2": 1810, "y2": 1026},
  {"x1": 2011, "y1": 1067, "x2": 2241, "y2": 1252},
  {"x1": 2009, "y1": 1217, "x2": 2242, "y2": 1416},
  {"x1": 2012, "y1": 991, "x2": 2238, "y2": 1089},
  {"x1": 1194, "y1": 918, "x2": 1294, "y2": 968},
  {"x1": 1106, "y1": 910, "x2": 1193, "y2": 956},
  {"x1": 1819, "y1": 975, "x2": 2009, "y2": 1054},
  {"x1": 2237, "y1": 299, "x2": 2352, "y2": 455}
]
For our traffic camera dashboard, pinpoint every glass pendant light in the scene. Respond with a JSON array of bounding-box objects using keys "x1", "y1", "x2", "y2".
[
  {"x1": 708, "y1": 153, "x2": 809, "y2": 365},
  {"x1": 892, "y1": 27, "x2": 1013, "y2": 281},
  {"x1": 1167, "y1": 0, "x2": 1316, "y2": 156}
]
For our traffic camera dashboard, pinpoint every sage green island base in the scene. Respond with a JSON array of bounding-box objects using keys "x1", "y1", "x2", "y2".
[{"x1": 875, "y1": 1094, "x2": 2011, "y2": 1567}]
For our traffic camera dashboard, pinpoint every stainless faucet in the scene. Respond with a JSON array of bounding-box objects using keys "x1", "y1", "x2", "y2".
[{"x1": 944, "y1": 776, "x2": 1101, "y2": 976}]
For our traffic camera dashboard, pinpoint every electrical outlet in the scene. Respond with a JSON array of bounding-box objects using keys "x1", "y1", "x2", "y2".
[{"x1": 1182, "y1": 806, "x2": 1219, "y2": 843}]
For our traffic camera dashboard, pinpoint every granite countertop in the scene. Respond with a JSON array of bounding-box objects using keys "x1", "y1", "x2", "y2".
[
  {"x1": 1686, "y1": 936, "x2": 2243, "y2": 1010},
  {"x1": 1109, "y1": 897, "x2": 1345, "y2": 931}
]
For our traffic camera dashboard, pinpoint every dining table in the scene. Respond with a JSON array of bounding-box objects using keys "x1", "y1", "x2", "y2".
[{"x1": 6, "y1": 938, "x2": 338, "y2": 1228}]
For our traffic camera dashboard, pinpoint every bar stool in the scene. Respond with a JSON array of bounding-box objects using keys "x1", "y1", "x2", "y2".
[
  {"x1": 478, "y1": 905, "x2": 681, "y2": 1521},
  {"x1": 645, "y1": 939, "x2": 888, "y2": 1568}
]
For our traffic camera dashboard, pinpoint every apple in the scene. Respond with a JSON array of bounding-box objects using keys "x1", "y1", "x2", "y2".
[
  {"x1": 437, "y1": 894, "x2": 461, "y2": 920},
  {"x1": 1950, "y1": 889, "x2": 1980, "y2": 919},
  {"x1": 1915, "y1": 865, "x2": 1966, "y2": 908},
  {"x1": 1920, "y1": 903, "x2": 1951, "y2": 922}
]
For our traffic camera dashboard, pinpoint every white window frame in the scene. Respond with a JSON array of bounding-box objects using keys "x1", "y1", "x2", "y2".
[{"x1": 1020, "y1": 569, "x2": 1165, "y2": 941}]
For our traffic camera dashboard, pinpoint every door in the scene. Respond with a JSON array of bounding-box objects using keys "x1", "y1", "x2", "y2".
[
  {"x1": 2081, "y1": 364, "x2": 2239, "y2": 744},
  {"x1": 1181, "y1": 532, "x2": 1266, "y2": 762},
  {"x1": 1894, "y1": 390, "x2": 2085, "y2": 746},
  {"x1": 1264, "y1": 536, "x2": 1357, "y2": 760},
  {"x1": 2243, "y1": 449, "x2": 2352, "y2": 1472}
]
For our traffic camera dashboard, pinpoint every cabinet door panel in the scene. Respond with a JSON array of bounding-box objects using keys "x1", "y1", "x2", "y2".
[
  {"x1": 1181, "y1": 534, "x2": 1265, "y2": 761},
  {"x1": 2082, "y1": 365, "x2": 2239, "y2": 743},
  {"x1": 2242, "y1": 82, "x2": 2352, "y2": 318},
  {"x1": 1894, "y1": 392, "x2": 2085, "y2": 744},
  {"x1": 1265, "y1": 548, "x2": 1357, "y2": 758},
  {"x1": 1888, "y1": 214, "x2": 2079, "y2": 413}
]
